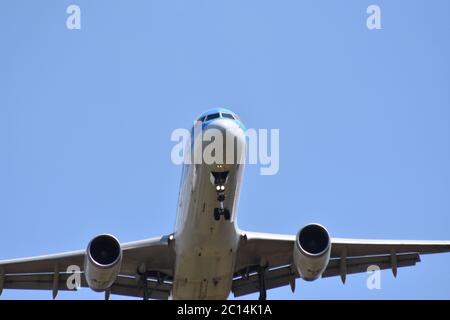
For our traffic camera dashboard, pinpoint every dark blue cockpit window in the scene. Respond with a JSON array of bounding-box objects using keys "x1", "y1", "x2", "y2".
[
  {"x1": 222, "y1": 113, "x2": 235, "y2": 120},
  {"x1": 205, "y1": 113, "x2": 220, "y2": 121},
  {"x1": 197, "y1": 112, "x2": 238, "y2": 123}
]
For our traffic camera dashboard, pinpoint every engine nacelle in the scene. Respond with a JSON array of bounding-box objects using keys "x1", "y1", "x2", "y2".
[
  {"x1": 84, "y1": 234, "x2": 122, "y2": 292},
  {"x1": 293, "y1": 223, "x2": 331, "y2": 281}
]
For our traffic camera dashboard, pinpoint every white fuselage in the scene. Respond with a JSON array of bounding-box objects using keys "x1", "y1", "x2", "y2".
[{"x1": 172, "y1": 118, "x2": 246, "y2": 299}]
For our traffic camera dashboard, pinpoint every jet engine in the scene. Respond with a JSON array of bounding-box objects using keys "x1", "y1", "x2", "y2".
[
  {"x1": 293, "y1": 223, "x2": 331, "y2": 281},
  {"x1": 84, "y1": 234, "x2": 122, "y2": 291}
]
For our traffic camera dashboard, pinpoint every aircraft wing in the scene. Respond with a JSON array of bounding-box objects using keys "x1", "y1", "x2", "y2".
[
  {"x1": 232, "y1": 231, "x2": 450, "y2": 297},
  {"x1": 0, "y1": 235, "x2": 175, "y2": 299}
]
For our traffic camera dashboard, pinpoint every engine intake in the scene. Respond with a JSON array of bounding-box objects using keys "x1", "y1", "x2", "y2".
[
  {"x1": 84, "y1": 234, "x2": 122, "y2": 292},
  {"x1": 293, "y1": 224, "x2": 331, "y2": 281}
]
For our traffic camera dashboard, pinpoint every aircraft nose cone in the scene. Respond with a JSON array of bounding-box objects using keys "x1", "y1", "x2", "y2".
[{"x1": 199, "y1": 119, "x2": 246, "y2": 169}]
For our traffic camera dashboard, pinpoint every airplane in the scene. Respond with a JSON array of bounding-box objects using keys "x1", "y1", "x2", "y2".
[{"x1": 1, "y1": 107, "x2": 449, "y2": 300}]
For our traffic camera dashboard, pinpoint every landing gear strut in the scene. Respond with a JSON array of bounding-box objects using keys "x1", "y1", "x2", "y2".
[
  {"x1": 258, "y1": 266, "x2": 267, "y2": 301},
  {"x1": 212, "y1": 171, "x2": 231, "y2": 221},
  {"x1": 140, "y1": 272, "x2": 149, "y2": 300}
]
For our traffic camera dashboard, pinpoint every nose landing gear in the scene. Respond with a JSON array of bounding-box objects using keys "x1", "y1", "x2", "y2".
[
  {"x1": 214, "y1": 208, "x2": 230, "y2": 221},
  {"x1": 211, "y1": 171, "x2": 231, "y2": 221}
]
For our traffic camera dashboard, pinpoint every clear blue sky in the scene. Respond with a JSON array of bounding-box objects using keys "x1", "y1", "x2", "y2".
[{"x1": 0, "y1": 0, "x2": 449, "y2": 299}]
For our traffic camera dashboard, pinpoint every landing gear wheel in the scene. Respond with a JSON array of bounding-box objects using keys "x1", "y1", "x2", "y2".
[
  {"x1": 223, "y1": 209, "x2": 231, "y2": 220},
  {"x1": 214, "y1": 208, "x2": 221, "y2": 221}
]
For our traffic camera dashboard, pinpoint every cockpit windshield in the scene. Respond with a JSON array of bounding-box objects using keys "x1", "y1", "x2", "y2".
[
  {"x1": 198, "y1": 112, "x2": 236, "y2": 122},
  {"x1": 221, "y1": 113, "x2": 235, "y2": 120},
  {"x1": 206, "y1": 113, "x2": 221, "y2": 121}
]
